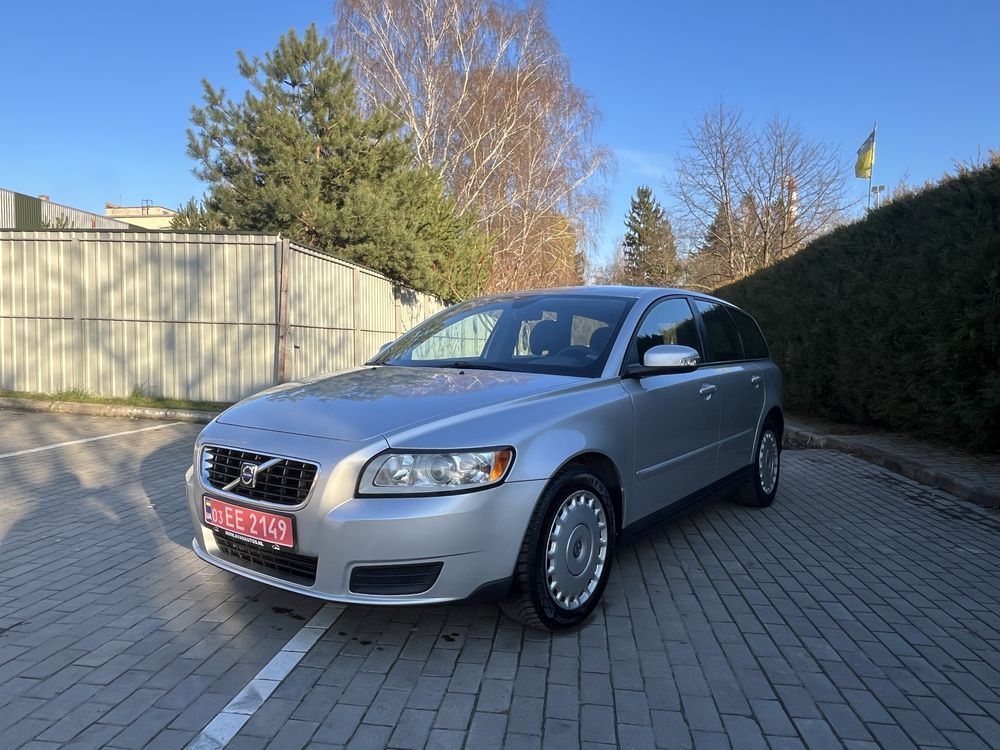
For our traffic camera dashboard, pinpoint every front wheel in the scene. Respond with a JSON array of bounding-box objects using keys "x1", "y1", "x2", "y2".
[
  {"x1": 734, "y1": 421, "x2": 781, "y2": 508},
  {"x1": 500, "y1": 467, "x2": 616, "y2": 631}
]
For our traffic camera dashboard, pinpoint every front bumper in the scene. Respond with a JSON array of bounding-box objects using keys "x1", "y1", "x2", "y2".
[{"x1": 185, "y1": 424, "x2": 545, "y2": 605}]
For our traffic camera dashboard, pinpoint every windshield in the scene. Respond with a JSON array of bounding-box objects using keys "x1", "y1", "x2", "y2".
[{"x1": 371, "y1": 293, "x2": 634, "y2": 377}]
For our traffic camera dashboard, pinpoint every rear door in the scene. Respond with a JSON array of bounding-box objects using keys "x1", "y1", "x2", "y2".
[
  {"x1": 622, "y1": 296, "x2": 721, "y2": 523},
  {"x1": 692, "y1": 300, "x2": 765, "y2": 479}
]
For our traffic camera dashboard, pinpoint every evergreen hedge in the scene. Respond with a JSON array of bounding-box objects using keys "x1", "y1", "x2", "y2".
[{"x1": 717, "y1": 164, "x2": 1000, "y2": 452}]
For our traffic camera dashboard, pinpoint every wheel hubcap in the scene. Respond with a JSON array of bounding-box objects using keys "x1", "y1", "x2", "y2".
[
  {"x1": 545, "y1": 490, "x2": 608, "y2": 610},
  {"x1": 758, "y1": 430, "x2": 779, "y2": 495}
]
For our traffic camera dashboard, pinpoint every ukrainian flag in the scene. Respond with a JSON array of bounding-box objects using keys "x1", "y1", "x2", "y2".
[{"x1": 855, "y1": 127, "x2": 876, "y2": 179}]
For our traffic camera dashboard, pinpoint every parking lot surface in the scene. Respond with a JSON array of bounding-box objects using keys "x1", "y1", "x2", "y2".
[{"x1": 1, "y1": 411, "x2": 999, "y2": 750}]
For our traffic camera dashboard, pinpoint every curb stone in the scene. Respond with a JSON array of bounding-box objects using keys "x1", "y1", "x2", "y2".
[
  {"x1": 0, "y1": 396, "x2": 219, "y2": 424},
  {"x1": 784, "y1": 422, "x2": 999, "y2": 508}
]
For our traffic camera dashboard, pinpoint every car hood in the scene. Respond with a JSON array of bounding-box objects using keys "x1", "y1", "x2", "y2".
[{"x1": 217, "y1": 366, "x2": 577, "y2": 442}]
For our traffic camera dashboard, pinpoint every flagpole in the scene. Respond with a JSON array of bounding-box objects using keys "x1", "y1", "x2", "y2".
[{"x1": 868, "y1": 121, "x2": 877, "y2": 213}]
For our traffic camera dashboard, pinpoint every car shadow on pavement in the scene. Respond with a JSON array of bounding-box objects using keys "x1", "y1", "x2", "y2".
[{"x1": 141, "y1": 430, "x2": 202, "y2": 548}]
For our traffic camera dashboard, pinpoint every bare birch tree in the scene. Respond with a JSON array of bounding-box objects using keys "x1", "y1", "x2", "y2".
[
  {"x1": 673, "y1": 102, "x2": 853, "y2": 290},
  {"x1": 335, "y1": 0, "x2": 610, "y2": 292}
]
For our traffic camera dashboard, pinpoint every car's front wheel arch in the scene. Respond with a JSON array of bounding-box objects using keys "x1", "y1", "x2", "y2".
[{"x1": 549, "y1": 451, "x2": 624, "y2": 538}]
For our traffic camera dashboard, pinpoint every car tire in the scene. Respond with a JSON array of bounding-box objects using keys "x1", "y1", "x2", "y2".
[
  {"x1": 734, "y1": 420, "x2": 781, "y2": 508},
  {"x1": 500, "y1": 466, "x2": 616, "y2": 632}
]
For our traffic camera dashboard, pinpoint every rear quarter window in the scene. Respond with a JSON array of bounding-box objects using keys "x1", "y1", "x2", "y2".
[
  {"x1": 693, "y1": 300, "x2": 743, "y2": 362},
  {"x1": 729, "y1": 307, "x2": 770, "y2": 359}
]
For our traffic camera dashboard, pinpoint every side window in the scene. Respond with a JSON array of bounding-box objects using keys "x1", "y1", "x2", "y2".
[
  {"x1": 634, "y1": 298, "x2": 702, "y2": 362},
  {"x1": 729, "y1": 307, "x2": 770, "y2": 359},
  {"x1": 693, "y1": 300, "x2": 743, "y2": 362}
]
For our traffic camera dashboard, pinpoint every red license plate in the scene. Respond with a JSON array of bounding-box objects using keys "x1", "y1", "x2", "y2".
[{"x1": 203, "y1": 496, "x2": 295, "y2": 549}]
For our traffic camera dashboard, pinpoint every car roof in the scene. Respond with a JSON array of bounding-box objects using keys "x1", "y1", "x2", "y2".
[{"x1": 474, "y1": 285, "x2": 730, "y2": 306}]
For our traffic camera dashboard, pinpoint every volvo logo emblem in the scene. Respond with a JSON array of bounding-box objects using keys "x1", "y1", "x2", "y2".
[{"x1": 240, "y1": 462, "x2": 259, "y2": 488}]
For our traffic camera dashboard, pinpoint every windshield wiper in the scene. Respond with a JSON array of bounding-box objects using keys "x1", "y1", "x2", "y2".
[{"x1": 433, "y1": 361, "x2": 512, "y2": 372}]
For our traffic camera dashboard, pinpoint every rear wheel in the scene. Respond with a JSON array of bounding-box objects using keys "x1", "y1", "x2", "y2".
[
  {"x1": 734, "y1": 420, "x2": 781, "y2": 508},
  {"x1": 500, "y1": 466, "x2": 616, "y2": 631}
]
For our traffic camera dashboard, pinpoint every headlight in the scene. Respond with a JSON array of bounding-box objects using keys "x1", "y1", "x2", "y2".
[{"x1": 358, "y1": 448, "x2": 514, "y2": 495}]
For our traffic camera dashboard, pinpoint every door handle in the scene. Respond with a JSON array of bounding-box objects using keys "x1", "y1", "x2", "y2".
[
  {"x1": 751, "y1": 375, "x2": 763, "y2": 387},
  {"x1": 699, "y1": 383, "x2": 717, "y2": 399}
]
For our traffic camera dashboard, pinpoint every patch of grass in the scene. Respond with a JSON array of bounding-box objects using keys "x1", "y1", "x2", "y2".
[
  {"x1": 52, "y1": 386, "x2": 92, "y2": 402},
  {"x1": 0, "y1": 387, "x2": 230, "y2": 413}
]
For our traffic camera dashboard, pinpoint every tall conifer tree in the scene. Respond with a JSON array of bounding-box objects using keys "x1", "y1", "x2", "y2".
[
  {"x1": 622, "y1": 186, "x2": 678, "y2": 286},
  {"x1": 179, "y1": 25, "x2": 486, "y2": 301}
]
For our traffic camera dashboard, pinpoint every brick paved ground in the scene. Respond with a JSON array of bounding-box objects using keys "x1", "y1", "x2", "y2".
[
  {"x1": 786, "y1": 416, "x2": 1000, "y2": 507},
  {"x1": 2, "y1": 411, "x2": 999, "y2": 749}
]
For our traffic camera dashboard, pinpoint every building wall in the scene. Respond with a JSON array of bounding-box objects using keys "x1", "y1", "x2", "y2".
[
  {"x1": 116, "y1": 215, "x2": 176, "y2": 230},
  {"x1": 104, "y1": 205, "x2": 177, "y2": 230},
  {"x1": 0, "y1": 230, "x2": 443, "y2": 402}
]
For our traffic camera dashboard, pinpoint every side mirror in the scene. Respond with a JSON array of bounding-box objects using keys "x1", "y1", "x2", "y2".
[
  {"x1": 644, "y1": 344, "x2": 701, "y2": 369},
  {"x1": 626, "y1": 344, "x2": 701, "y2": 377}
]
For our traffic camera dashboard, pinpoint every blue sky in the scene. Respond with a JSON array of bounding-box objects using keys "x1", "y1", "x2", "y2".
[{"x1": 2, "y1": 1, "x2": 997, "y2": 263}]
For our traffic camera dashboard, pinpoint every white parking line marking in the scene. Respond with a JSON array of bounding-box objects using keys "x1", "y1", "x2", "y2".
[
  {"x1": 0, "y1": 422, "x2": 183, "y2": 460},
  {"x1": 187, "y1": 602, "x2": 345, "y2": 750}
]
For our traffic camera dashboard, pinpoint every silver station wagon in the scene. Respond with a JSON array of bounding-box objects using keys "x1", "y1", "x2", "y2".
[{"x1": 186, "y1": 286, "x2": 783, "y2": 631}]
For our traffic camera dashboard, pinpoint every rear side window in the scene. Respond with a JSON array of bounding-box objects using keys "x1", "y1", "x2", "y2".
[
  {"x1": 693, "y1": 300, "x2": 743, "y2": 362},
  {"x1": 634, "y1": 298, "x2": 703, "y2": 361},
  {"x1": 729, "y1": 307, "x2": 770, "y2": 359}
]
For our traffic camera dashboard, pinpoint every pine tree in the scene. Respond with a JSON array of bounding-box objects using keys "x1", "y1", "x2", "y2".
[
  {"x1": 622, "y1": 186, "x2": 678, "y2": 286},
  {"x1": 170, "y1": 198, "x2": 223, "y2": 230},
  {"x1": 182, "y1": 24, "x2": 486, "y2": 301}
]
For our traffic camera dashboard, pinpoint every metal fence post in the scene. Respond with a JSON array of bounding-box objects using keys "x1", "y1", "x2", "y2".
[
  {"x1": 393, "y1": 284, "x2": 403, "y2": 336},
  {"x1": 353, "y1": 266, "x2": 363, "y2": 366},
  {"x1": 70, "y1": 235, "x2": 85, "y2": 391},
  {"x1": 274, "y1": 238, "x2": 292, "y2": 384}
]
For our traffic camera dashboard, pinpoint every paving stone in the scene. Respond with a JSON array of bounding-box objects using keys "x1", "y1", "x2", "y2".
[
  {"x1": 345, "y1": 722, "x2": 392, "y2": 750},
  {"x1": 387, "y1": 708, "x2": 435, "y2": 749},
  {"x1": 579, "y1": 703, "x2": 617, "y2": 745},
  {"x1": 748, "y1": 699, "x2": 795, "y2": 737},
  {"x1": 509, "y1": 695, "x2": 545, "y2": 736},
  {"x1": 792, "y1": 718, "x2": 843, "y2": 750},
  {"x1": 426, "y1": 728, "x2": 467, "y2": 750},
  {"x1": 544, "y1": 684, "x2": 579, "y2": 721},
  {"x1": 681, "y1": 694, "x2": 723, "y2": 733},
  {"x1": 105, "y1": 707, "x2": 180, "y2": 749},
  {"x1": 468, "y1": 710, "x2": 508, "y2": 749},
  {"x1": 541, "y1": 718, "x2": 578, "y2": 749},
  {"x1": 433, "y1": 692, "x2": 475, "y2": 730},
  {"x1": 650, "y1": 709, "x2": 692, "y2": 749},
  {"x1": 720, "y1": 715, "x2": 767, "y2": 750}
]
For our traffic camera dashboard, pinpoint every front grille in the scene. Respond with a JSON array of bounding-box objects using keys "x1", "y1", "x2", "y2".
[
  {"x1": 350, "y1": 562, "x2": 444, "y2": 595},
  {"x1": 203, "y1": 446, "x2": 318, "y2": 505},
  {"x1": 213, "y1": 530, "x2": 318, "y2": 585}
]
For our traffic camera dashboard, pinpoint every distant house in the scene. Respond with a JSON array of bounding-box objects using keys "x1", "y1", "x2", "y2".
[
  {"x1": 104, "y1": 201, "x2": 177, "y2": 229},
  {"x1": 0, "y1": 188, "x2": 131, "y2": 230}
]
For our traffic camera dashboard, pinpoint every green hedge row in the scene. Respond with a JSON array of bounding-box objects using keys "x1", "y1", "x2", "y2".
[{"x1": 717, "y1": 164, "x2": 1000, "y2": 452}]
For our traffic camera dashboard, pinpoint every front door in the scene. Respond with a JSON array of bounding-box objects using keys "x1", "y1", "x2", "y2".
[{"x1": 622, "y1": 297, "x2": 721, "y2": 525}]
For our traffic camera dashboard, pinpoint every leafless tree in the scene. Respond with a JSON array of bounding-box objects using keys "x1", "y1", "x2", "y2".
[
  {"x1": 335, "y1": 0, "x2": 611, "y2": 292},
  {"x1": 672, "y1": 102, "x2": 854, "y2": 289},
  {"x1": 589, "y1": 239, "x2": 630, "y2": 286}
]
